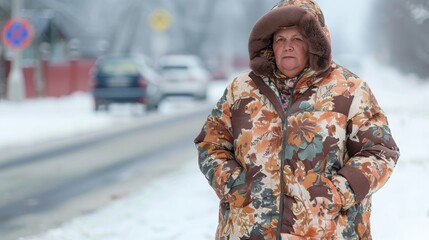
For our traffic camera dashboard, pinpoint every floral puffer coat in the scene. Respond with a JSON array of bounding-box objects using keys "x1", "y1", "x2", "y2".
[{"x1": 195, "y1": 64, "x2": 399, "y2": 239}]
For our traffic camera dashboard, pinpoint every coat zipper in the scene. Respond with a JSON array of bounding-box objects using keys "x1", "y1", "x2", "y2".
[
  {"x1": 248, "y1": 72, "x2": 306, "y2": 239},
  {"x1": 276, "y1": 84, "x2": 297, "y2": 240}
]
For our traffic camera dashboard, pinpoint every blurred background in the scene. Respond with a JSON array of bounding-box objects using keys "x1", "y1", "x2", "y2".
[
  {"x1": 1, "y1": 0, "x2": 429, "y2": 98},
  {"x1": 0, "y1": 0, "x2": 428, "y2": 240}
]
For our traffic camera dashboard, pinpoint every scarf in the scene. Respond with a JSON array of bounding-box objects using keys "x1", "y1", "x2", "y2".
[{"x1": 273, "y1": 68, "x2": 308, "y2": 110}]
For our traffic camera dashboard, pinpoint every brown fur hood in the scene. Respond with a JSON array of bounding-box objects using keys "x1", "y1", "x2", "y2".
[{"x1": 249, "y1": 0, "x2": 332, "y2": 77}]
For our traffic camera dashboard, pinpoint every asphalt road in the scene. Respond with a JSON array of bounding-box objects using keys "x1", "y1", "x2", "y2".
[{"x1": 0, "y1": 104, "x2": 211, "y2": 240}]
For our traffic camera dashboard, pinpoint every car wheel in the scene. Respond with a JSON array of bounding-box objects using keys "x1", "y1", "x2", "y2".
[
  {"x1": 94, "y1": 103, "x2": 102, "y2": 111},
  {"x1": 146, "y1": 103, "x2": 159, "y2": 112},
  {"x1": 94, "y1": 103, "x2": 109, "y2": 112}
]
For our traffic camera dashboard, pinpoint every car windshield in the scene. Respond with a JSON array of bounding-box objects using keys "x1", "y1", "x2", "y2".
[{"x1": 98, "y1": 59, "x2": 139, "y2": 75}]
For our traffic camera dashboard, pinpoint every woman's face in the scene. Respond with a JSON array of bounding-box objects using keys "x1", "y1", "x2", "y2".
[{"x1": 273, "y1": 26, "x2": 309, "y2": 78}]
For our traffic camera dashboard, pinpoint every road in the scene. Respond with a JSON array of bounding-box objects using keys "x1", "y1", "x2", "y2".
[{"x1": 0, "y1": 104, "x2": 211, "y2": 240}]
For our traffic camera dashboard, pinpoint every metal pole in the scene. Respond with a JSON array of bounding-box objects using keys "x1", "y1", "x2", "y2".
[{"x1": 7, "y1": 0, "x2": 25, "y2": 101}]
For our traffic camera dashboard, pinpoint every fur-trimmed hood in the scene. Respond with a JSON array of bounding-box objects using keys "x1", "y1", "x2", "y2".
[{"x1": 249, "y1": 0, "x2": 332, "y2": 77}]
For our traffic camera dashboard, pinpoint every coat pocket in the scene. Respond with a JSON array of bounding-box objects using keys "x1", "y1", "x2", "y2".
[
  {"x1": 226, "y1": 165, "x2": 266, "y2": 208},
  {"x1": 287, "y1": 172, "x2": 342, "y2": 238}
]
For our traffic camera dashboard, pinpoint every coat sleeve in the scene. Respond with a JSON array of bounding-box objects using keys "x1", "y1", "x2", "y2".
[
  {"x1": 334, "y1": 81, "x2": 400, "y2": 207},
  {"x1": 194, "y1": 85, "x2": 244, "y2": 200}
]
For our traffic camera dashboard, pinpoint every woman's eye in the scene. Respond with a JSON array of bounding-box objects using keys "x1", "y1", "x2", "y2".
[{"x1": 275, "y1": 38, "x2": 284, "y2": 43}]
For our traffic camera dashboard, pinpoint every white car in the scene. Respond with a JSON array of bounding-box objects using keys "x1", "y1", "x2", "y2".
[{"x1": 157, "y1": 54, "x2": 210, "y2": 100}]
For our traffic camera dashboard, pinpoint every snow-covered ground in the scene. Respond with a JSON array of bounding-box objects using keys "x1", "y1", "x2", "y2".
[{"x1": 0, "y1": 59, "x2": 427, "y2": 239}]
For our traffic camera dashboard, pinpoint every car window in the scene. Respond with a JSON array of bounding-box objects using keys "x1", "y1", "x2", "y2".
[{"x1": 99, "y1": 60, "x2": 139, "y2": 75}]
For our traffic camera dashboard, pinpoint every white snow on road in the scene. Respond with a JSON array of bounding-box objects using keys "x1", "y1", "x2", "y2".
[{"x1": 0, "y1": 59, "x2": 427, "y2": 239}]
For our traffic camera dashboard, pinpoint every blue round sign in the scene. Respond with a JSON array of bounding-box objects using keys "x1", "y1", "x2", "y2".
[{"x1": 1, "y1": 17, "x2": 34, "y2": 51}]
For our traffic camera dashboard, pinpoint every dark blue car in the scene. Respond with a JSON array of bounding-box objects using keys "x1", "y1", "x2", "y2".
[{"x1": 91, "y1": 55, "x2": 162, "y2": 111}]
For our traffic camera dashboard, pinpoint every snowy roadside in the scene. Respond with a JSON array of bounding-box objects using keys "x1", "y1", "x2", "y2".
[
  {"x1": 18, "y1": 160, "x2": 219, "y2": 240},
  {"x1": 2, "y1": 60, "x2": 428, "y2": 240}
]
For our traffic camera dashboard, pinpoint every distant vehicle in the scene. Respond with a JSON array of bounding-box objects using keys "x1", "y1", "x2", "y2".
[
  {"x1": 91, "y1": 55, "x2": 162, "y2": 111},
  {"x1": 157, "y1": 54, "x2": 211, "y2": 100}
]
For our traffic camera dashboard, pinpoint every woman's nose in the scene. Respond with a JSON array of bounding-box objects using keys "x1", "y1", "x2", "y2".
[{"x1": 284, "y1": 41, "x2": 293, "y2": 51}]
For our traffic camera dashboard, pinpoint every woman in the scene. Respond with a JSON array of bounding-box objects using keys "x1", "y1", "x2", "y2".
[{"x1": 195, "y1": 0, "x2": 399, "y2": 239}]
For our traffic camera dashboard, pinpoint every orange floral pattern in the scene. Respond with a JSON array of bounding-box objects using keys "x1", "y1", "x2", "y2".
[{"x1": 287, "y1": 112, "x2": 321, "y2": 147}]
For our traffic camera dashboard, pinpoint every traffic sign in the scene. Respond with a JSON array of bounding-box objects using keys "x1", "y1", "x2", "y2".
[
  {"x1": 149, "y1": 9, "x2": 171, "y2": 32},
  {"x1": 1, "y1": 17, "x2": 34, "y2": 51}
]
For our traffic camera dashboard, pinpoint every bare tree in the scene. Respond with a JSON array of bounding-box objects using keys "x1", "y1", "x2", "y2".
[{"x1": 371, "y1": 0, "x2": 429, "y2": 79}]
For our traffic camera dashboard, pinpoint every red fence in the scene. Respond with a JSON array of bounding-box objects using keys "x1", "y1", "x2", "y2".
[{"x1": 5, "y1": 58, "x2": 96, "y2": 98}]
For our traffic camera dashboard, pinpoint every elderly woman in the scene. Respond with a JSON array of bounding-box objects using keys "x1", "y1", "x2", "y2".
[{"x1": 195, "y1": 0, "x2": 399, "y2": 239}]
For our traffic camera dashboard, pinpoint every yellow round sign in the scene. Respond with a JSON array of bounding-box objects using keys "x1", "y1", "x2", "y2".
[{"x1": 149, "y1": 9, "x2": 171, "y2": 32}]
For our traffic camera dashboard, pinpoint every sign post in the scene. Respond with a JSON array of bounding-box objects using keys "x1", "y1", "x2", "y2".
[
  {"x1": 149, "y1": 9, "x2": 171, "y2": 33},
  {"x1": 148, "y1": 9, "x2": 171, "y2": 64},
  {"x1": 1, "y1": 2, "x2": 34, "y2": 101},
  {"x1": 2, "y1": 18, "x2": 34, "y2": 51}
]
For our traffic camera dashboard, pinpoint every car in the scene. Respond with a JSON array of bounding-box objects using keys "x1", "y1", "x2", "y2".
[
  {"x1": 91, "y1": 55, "x2": 162, "y2": 111},
  {"x1": 157, "y1": 54, "x2": 211, "y2": 100}
]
